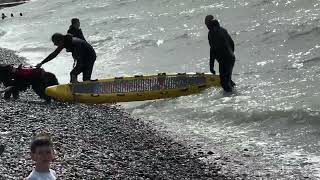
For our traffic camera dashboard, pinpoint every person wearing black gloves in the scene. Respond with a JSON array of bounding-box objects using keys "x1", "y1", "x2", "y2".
[{"x1": 205, "y1": 15, "x2": 236, "y2": 92}]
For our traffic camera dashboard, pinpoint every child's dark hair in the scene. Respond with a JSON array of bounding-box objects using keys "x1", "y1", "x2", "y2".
[
  {"x1": 71, "y1": 18, "x2": 79, "y2": 25},
  {"x1": 30, "y1": 133, "x2": 53, "y2": 153}
]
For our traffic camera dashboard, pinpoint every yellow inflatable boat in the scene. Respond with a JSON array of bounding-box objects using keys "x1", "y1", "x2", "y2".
[{"x1": 45, "y1": 73, "x2": 220, "y2": 104}]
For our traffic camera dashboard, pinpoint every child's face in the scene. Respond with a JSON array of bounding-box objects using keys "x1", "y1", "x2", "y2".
[
  {"x1": 72, "y1": 21, "x2": 80, "y2": 29},
  {"x1": 31, "y1": 146, "x2": 54, "y2": 168}
]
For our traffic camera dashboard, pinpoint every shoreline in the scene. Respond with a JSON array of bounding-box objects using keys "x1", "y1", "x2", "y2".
[{"x1": 0, "y1": 48, "x2": 236, "y2": 179}]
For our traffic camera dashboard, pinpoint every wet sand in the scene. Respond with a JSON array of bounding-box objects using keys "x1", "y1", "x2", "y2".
[{"x1": 0, "y1": 48, "x2": 237, "y2": 179}]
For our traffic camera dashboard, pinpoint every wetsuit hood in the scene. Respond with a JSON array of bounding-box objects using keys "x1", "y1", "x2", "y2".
[
  {"x1": 211, "y1": 19, "x2": 220, "y2": 32},
  {"x1": 207, "y1": 19, "x2": 220, "y2": 31},
  {"x1": 212, "y1": 19, "x2": 220, "y2": 27}
]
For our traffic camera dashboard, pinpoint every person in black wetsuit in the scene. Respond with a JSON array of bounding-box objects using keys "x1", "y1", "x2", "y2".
[
  {"x1": 36, "y1": 33, "x2": 96, "y2": 83},
  {"x1": 2, "y1": 13, "x2": 7, "y2": 20},
  {"x1": 67, "y1": 18, "x2": 86, "y2": 41},
  {"x1": 205, "y1": 15, "x2": 236, "y2": 92}
]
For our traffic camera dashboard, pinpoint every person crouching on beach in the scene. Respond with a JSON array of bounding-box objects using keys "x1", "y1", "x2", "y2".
[
  {"x1": 26, "y1": 133, "x2": 57, "y2": 180},
  {"x1": 36, "y1": 33, "x2": 96, "y2": 83}
]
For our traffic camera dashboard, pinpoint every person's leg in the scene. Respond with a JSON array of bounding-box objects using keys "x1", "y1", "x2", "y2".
[
  {"x1": 70, "y1": 63, "x2": 83, "y2": 83},
  {"x1": 219, "y1": 62, "x2": 233, "y2": 92},
  {"x1": 12, "y1": 90, "x2": 19, "y2": 99},
  {"x1": 82, "y1": 61, "x2": 95, "y2": 81},
  {"x1": 2, "y1": 80, "x2": 14, "y2": 99},
  {"x1": 229, "y1": 59, "x2": 236, "y2": 87},
  {"x1": 4, "y1": 86, "x2": 20, "y2": 99},
  {"x1": 3, "y1": 91, "x2": 12, "y2": 99},
  {"x1": 231, "y1": 80, "x2": 236, "y2": 87},
  {"x1": 31, "y1": 80, "x2": 46, "y2": 100}
]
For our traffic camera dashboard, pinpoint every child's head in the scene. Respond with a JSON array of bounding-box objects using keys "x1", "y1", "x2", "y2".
[
  {"x1": 71, "y1": 18, "x2": 80, "y2": 29},
  {"x1": 30, "y1": 133, "x2": 54, "y2": 169}
]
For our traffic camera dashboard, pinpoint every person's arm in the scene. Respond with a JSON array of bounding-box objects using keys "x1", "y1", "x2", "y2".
[
  {"x1": 208, "y1": 33, "x2": 216, "y2": 75},
  {"x1": 37, "y1": 46, "x2": 63, "y2": 67},
  {"x1": 210, "y1": 47, "x2": 216, "y2": 75}
]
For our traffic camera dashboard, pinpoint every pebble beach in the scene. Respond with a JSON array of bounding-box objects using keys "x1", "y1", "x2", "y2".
[{"x1": 0, "y1": 48, "x2": 235, "y2": 179}]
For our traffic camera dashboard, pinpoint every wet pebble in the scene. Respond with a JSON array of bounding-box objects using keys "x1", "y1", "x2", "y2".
[{"x1": 207, "y1": 151, "x2": 214, "y2": 155}]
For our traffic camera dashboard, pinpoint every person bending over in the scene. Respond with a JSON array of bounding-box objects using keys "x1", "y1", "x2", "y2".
[
  {"x1": 36, "y1": 33, "x2": 96, "y2": 83},
  {"x1": 205, "y1": 15, "x2": 236, "y2": 92}
]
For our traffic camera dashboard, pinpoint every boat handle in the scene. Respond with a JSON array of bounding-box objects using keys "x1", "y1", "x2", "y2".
[
  {"x1": 180, "y1": 88, "x2": 188, "y2": 92},
  {"x1": 198, "y1": 85, "x2": 207, "y2": 88},
  {"x1": 160, "y1": 91, "x2": 168, "y2": 95}
]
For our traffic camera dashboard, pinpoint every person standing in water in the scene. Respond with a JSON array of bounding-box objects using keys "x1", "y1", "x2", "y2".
[
  {"x1": 205, "y1": 15, "x2": 236, "y2": 92},
  {"x1": 67, "y1": 18, "x2": 86, "y2": 41},
  {"x1": 36, "y1": 33, "x2": 96, "y2": 83}
]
